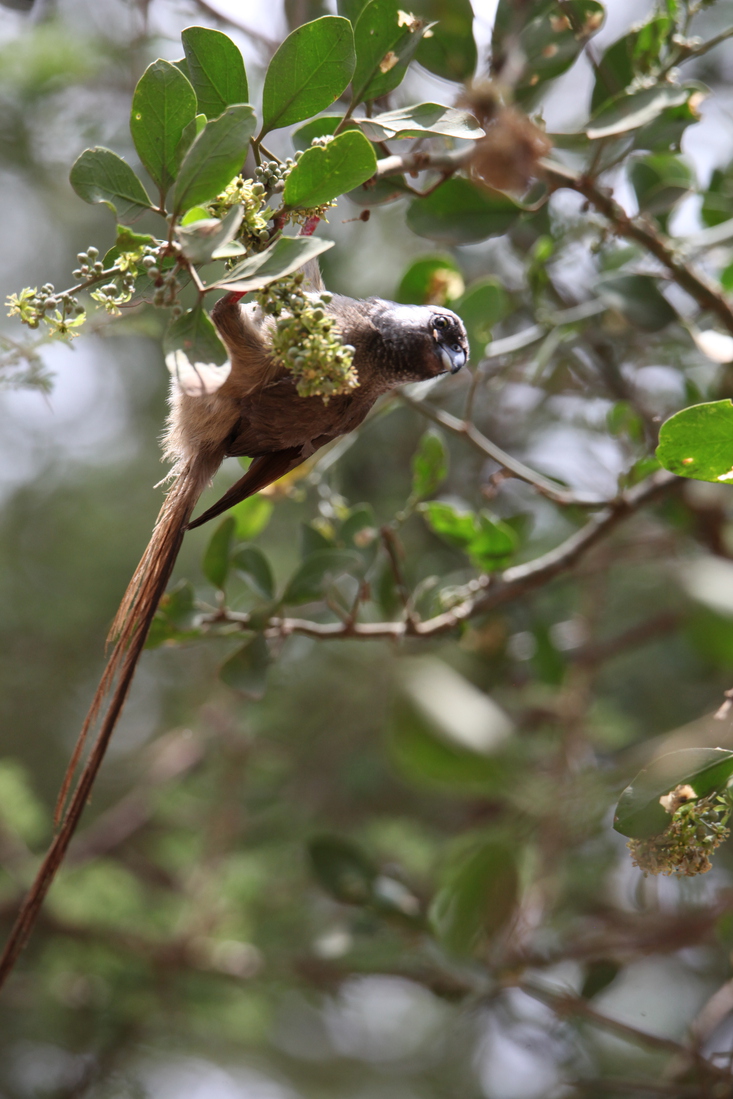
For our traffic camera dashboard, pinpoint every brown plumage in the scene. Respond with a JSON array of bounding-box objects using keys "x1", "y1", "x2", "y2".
[{"x1": 0, "y1": 275, "x2": 467, "y2": 986}]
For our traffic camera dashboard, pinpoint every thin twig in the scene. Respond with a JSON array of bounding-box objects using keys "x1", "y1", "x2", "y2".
[
  {"x1": 399, "y1": 391, "x2": 605, "y2": 506},
  {"x1": 519, "y1": 978, "x2": 718, "y2": 1068}
]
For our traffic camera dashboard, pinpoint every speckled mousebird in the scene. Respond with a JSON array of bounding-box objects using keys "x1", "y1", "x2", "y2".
[{"x1": 0, "y1": 265, "x2": 468, "y2": 984}]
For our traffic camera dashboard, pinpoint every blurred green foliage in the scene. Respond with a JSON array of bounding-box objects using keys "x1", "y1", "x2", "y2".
[{"x1": 5, "y1": 0, "x2": 733, "y2": 1096}]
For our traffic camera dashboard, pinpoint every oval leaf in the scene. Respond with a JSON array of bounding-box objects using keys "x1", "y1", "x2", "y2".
[
  {"x1": 213, "y1": 235, "x2": 334, "y2": 293},
  {"x1": 430, "y1": 839, "x2": 519, "y2": 955},
  {"x1": 352, "y1": 0, "x2": 431, "y2": 104},
  {"x1": 260, "y1": 16, "x2": 355, "y2": 136},
  {"x1": 587, "y1": 85, "x2": 691, "y2": 141},
  {"x1": 308, "y1": 835, "x2": 377, "y2": 905},
  {"x1": 202, "y1": 515, "x2": 236, "y2": 590},
  {"x1": 230, "y1": 495, "x2": 274, "y2": 541},
  {"x1": 282, "y1": 549, "x2": 362, "y2": 605},
  {"x1": 219, "y1": 634, "x2": 270, "y2": 699},
  {"x1": 657, "y1": 400, "x2": 733, "y2": 483},
  {"x1": 232, "y1": 545, "x2": 275, "y2": 600},
  {"x1": 69, "y1": 147, "x2": 153, "y2": 225},
  {"x1": 181, "y1": 25, "x2": 249, "y2": 120},
  {"x1": 283, "y1": 130, "x2": 376, "y2": 209},
  {"x1": 413, "y1": 0, "x2": 477, "y2": 82},
  {"x1": 164, "y1": 302, "x2": 228, "y2": 366},
  {"x1": 614, "y1": 748, "x2": 733, "y2": 839},
  {"x1": 456, "y1": 278, "x2": 510, "y2": 361},
  {"x1": 170, "y1": 104, "x2": 256, "y2": 214},
  {"x1": 292, "y1": 114, "x2": 346, "y2": 150},
  {"x1": 407, "y1": 178, "x2": 521, "y2": 245},
  {"x1": 493, "y1": 0, "x2": 604, "y2": 106},
  {"x1": 397, "y1": 254, "x2": 464, "y2": 306},
  {"x1": 130, "y1": 59, "x2": 197, "y2": 197},
  {"x1": 358, "y1": 102, "x2": 483, "y2": 142},
  {"x1": 411, "y1": 429, "x2": 447, "y2": 500}
]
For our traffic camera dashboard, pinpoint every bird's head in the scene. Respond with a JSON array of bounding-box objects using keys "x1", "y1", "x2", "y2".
[{"x1": 365, "y1": 301, "x2": 469, "y2": 384}]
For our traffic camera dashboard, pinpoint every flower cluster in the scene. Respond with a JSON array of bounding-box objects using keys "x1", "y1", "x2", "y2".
[
  {"x1": 72, "y1": 246, "x2": 104, "y2": 280},
  {"x1": 254, "y1": 156, "x2": 301, "y2": 194},
  {"x1": 91, "y1": 271, "x2": 138, "y2": 314},
  {"x1": 207, "y1": 174, "x2": 270, "y2": 251},
  {"x1": 6, "y1": 284, "x2": 85, "y2": 336},
  {"x1": 256, "y1": 272, "x2": 358, "y2": 401},
  {"x1": 628, "y1": 784, "x2": 733, "y2": 877}
]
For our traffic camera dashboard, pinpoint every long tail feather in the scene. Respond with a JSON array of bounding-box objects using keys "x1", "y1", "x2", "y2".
[
  {"x1": 187, "y1": 447, "x2": 303, "y2": 530},
  {"x1": 0, "y1": 450, "x2": 219, "y2": 990}
]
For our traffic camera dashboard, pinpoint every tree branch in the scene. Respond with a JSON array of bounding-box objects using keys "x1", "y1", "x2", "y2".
[
  {"x1": 539, "y1": 159, "x2": 733, "y2": 336},
  {"x1": 373, "y1": 146, "x2": 733, "y2": 334},
  {"x1": 209, "y1": 470, "x2": 677, "y2": 642},
  {"x1": 399, "y1": 391, "x2": 606, "y2": 506}
]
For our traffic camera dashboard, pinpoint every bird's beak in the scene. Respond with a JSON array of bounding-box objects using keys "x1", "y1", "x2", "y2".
[{"x1": 439, "y1": 343, "x2": 467, "y2": 374}]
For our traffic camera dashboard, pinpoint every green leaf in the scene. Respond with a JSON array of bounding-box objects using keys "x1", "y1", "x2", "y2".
[
  {"x1": 170, "y1": 104, "x2": 257, "y2": 214},
  {"x1": 130, "y1": 59, "x2": 197, "y2": 196},
  {"x1": 455, "y1": 278, "x2": 510, "y2": 361},
  {"x1": 202, "y1": 516, "x2": 236, "y2": 589},
  {"x1": 397, "y1": 254, "x2": 464, "y2": 306},
  {"x1": 351, "y1": 0, "x2": 432, "y2": 104},
  {"x1": 282, "y1": 548, "x2": 362, "y2": 604},
  {"x1": 181, "y1": 26, "x2": 249, "y2": 120},
  {"x1": 656, "y1": 399, "x2": 733, "y2": 483},
  {"x1": 421, "y1": 500, "x2": 476, "y2": 548},
  {"x1": 292, "y1": 114, "x2": 346, "y2": 150},
  {"x1": 407, "y1": 178, "x2": 521, "y2": 245},
  {"x1": 283, "y1": 130, "x2": 376, "y2": 209},
  {"x1": 421, "y1": 501, "x2": 516, "y2": 571},
  {"x1": 358, "y1": 103, "x2": 483, "y2": 142},
  {"x1": 587, "y1": 85, "x2": 691, "y2": 141},
  {"x1": 177, "y1": 112, "x2": 207, "y2": 164},
  {"x1": 308, "y1": 835, "x2": 377, "y2": 904},
  {"x1": 147, "y1": 580, "x2": 197, "y2": 649},
  {"x1": 467, "y1": 513, "x2": 517, "y2": 571},
  {"x1": 411, "y1": 0, "x2": 476, "y2": 82},
  {"x1": 492, "y1": 0, "x2": 605, "y2": 106},
  {"x1": 164, "y1": 302, "x2": 228, "y2": 368},
  {"x1": 388, "y1": 696, "x2": 509, "y2": 793},
  {"x1": 213, "y1": 235, "x2": 334, "y2": 293},
  {"x1": 260, "y1": 16, "x2": 355, "y2": 136},
  {"x1": 230, "y1": 495, "x2": 274, "y2": 540},
  {"x1": 629, "y1": 154, "x2": 695, "y2": 224},
  {"x1": 591, "y1": 14, "x2": 672, "y2": 113},
  {"x1": 582, "y1": 960, "x2": 621, "y2": 1001},
  {"x1": 411, "y1": 430, "x2": 447, "y2": 500},
  {"x1": 163, "y1": 305, "x2": 227, "y2": 395},
  {"x1": 614, "y1": 748, "x2": 733, "y2": 839},
  {"x1": 702, "y1": 162, "x2": 733, "y2": 228},
  {"x1": 338, "y1": 506, "x2": 377, "y2": 569},
  {"x1": 232, "y1": 545, "x2": 275, "y2": 600},
  {"x1": 175, "y1": 204, "x2": 244, "y2": 264},
  {"x1": 430, "y1": 838, "x2": 519, "y2": 955},
  {"x1": 219, "y1": 634, "x2": 270, "y2": 699},
  {"x1": 69, "y1": 147, "x2": 154, "y2": 224},
  {"x1": 0, "y1": 760, "x2": 47, "y2": 846},
  {"x1": 597, "y1": 275, "x2": 676, "y2": 332},
  {"x1": 633, "y1": 90, "x2": 704, "y2": 154}
]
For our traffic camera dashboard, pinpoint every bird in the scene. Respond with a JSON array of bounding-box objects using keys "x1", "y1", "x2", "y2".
[{"x1": 0, "y1": 266, "x2": 467, "y2": 985}]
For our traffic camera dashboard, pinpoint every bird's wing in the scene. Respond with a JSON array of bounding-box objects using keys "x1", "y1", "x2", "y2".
[{"x1": 187, "y1": 446, "x2": 305, "y2": 529}]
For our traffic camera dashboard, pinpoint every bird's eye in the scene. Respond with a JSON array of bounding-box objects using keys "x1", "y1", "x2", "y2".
[{"x1": 433, "y1": 315, "x2": 449, "y2": 330}]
